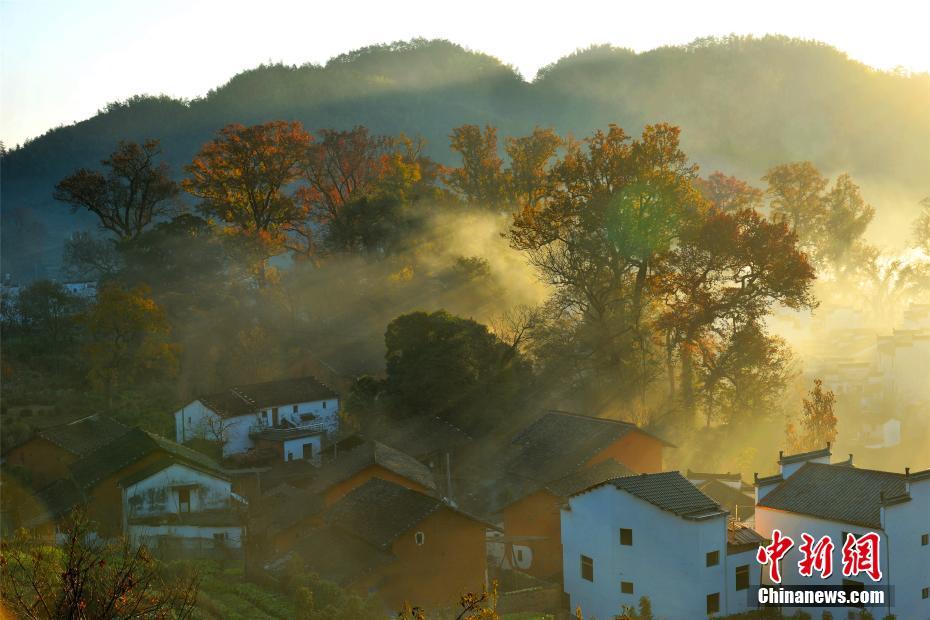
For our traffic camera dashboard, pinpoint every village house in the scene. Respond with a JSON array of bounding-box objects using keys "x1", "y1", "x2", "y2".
[
  {"x1": 121, "y1": 459, "x2": 246, "y2": 555},
  {"x1": 561, "y1": 471, "x2": 764, "y2": 620},
  {"x1": 754, "y1": 446, "x2": 930, "y2": 619},
  {"x1": 24, "y1": 427, "x2": 233, "y2": 541},
  {"x1": 279, "y1": 477, "x2": 492, "y2": 611},
  {"x1": 4, "y1": 414, "x2": 128, "y2": 489},
  {"x1": 250, "y1": 438, "x2": 437, "y2": 555},
  {"x1": 172, "y1": 375, "x2": 340, "y2": 462},
  {"x1": 486, "y1": 410, "x2": 673, "y2": 581}
]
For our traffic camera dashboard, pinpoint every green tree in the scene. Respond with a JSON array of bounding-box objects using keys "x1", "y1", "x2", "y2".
[
  {"x1": 0, "y1": 511, "x2": 199, "y2": 619},
  {"x1": 53, "y1": 139, "x2": 178, "y2": 241},
  {"x1": 383, "y1": 310, "x2": 529, "y2": 419}
]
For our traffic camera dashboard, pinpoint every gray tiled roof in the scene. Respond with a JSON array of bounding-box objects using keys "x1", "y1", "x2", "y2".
[
  {"x1": 199, "y1": 375, "x2": 338, "y2": 418},
  {"x1": 607, "y1": 471, "x2": 726, "y2": 520},
  {"x1": 71, "y1": 427, "x2": 223, "y2": 489},
  {"x1": 507, "y1": 410, "x2": 671, "y2": 482},
  {"x1": 307, "y1": 440, "x2": 437, "y2": 495},
  {"x1": 545, "y1": 458, "x2": 636, "y2": 498},
  {"x1": 23, "y1": 478, "x2": 85, "y2": 527},
  {"x1": 727, "y1": 520, "x2": 766, "y2": 553},
  {"x1": 37, "y1": 415, "x2": 129, "y2": 457},
  {"x1": 697, "y1": 479, "x2": 755, "y2": 518},
  {"x1": 327, "y1": 478, "x2": 445, "y2": 549},
  {"x1": 757, "y1": 462, "x2": 907, "y2": 529},
  {"x1": 285, "y1": 525, "x2": 395, "y2": 585}
]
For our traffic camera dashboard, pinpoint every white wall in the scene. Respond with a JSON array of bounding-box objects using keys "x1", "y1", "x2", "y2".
[
  {"x1": 282, "y1": 435, "x2": 322, "y2": 464},
  {"x1": 124, "y1": 463, "x2": 232, "y2": 518},
  {"x1": 173, "y1": 397, "x2": 340, "y2": 457},
  {"x1": 562, "y1": 485, "x2": 738, "y2": 620},
  {"x1": 754, "y1": 492, "x2": 929, "y2": 620},
  {"x1": 128, "y1": 524, "x2": 243, "y2": 549}
]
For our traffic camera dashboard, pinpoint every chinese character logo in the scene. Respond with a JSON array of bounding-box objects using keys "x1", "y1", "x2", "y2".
[
  {"x1": 842, "y1": 532, "x2": 882, "y2": 582},
  {"x1": 756, "y1": 529, "x2": 794, "y2": 583},
  {"x1": 798, "y1": 533, "x2": 834, "y2": 579}
]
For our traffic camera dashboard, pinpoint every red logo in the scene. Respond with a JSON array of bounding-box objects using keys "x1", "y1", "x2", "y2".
[
  {"x1": 797, "y1": 533, "x2": 834, "y2": 579},
  {"x1": 841, "y1": 532, "x2": 882, "y2": 582},
  {"x1": 756, "y1": 529, "x2": 794, "y2": 583}
]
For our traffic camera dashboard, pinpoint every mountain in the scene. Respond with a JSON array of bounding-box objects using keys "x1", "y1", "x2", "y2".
[{"x1": 3, "y1": 36, "x2": 928, "y2": 281}]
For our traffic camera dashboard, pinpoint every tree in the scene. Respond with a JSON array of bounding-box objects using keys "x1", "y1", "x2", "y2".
[
  {"x1": 763, "y1": 162, "x2": 873, "y2": 267},
  {"x1": 820, "y1": 174, "x2": 874, "y2": 265},
  {"x1": 53, "y1": 140, "x2": 178, "y2": 240},
  {"x1": 509, "y1": 123, "x2": 703, "y2": 405},
  {"x1": 14, "y1": 280, "x2": 85, "y2": 345},
  {"x1": 447, "y1": 125, "x2": 506, "y2": 208},
  {"x1": 116, "y1": 214, "x2": 236, "y2": 305},
  {"x1": 0, "y1": 511, "x2": 199, "y2": 619},
  {"x1": 62, "y1": 232, "x2": 123, "y2": 280},
  {"x1": 763, "y1": 161, "x2": 828, "y2": 234},
  {"x1": 911, "y1": 196, "x2": 930, "y2": 252},
  {"x1": 694, "y1": 171, "x2": 763, "y2": 212},
  {"x1": 382, "y1": 310, "x2": 529, "y2": 419},
  {"x1": 83, "y1": 284, "x2": 178, "y2": 405},
  {"x1": 657, "y1": 208, "x2": 816, "y2": 420},
  {"x1": 504, "y1": 127, "x2": 561, "y2": 208},
  {"x1": 184, "y1": 121, "x2": 312, "y2": 248},
  {"x1": 694, "y1": 322, "x2": 795, "y2": 426},
  {"x1": 786, "y1": 379, "x2": 837, "y2": 452}
]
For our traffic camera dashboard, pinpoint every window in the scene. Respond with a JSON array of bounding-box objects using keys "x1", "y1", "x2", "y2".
[
  {"x1": 580, "y1": 555, "x2": 594, "y2": 582},
  {"x1": 213, "y1": 532, "x2": 228, "y2": 542},
  {"x1": 922, "y1": 587, "x2": 928, "y2": 599},
  {"x1": 287, "y1": 452, "x2": 294, "y2": 461},
  {"x1": 620, "y1": 581, "x2": 634, "y2": 594},
  {"x1": 178, "y1": 488, "x2": 190, "y2": 513},
  {"x1": 515, "y1": 548, "x2": 524, "y2": 562},
  {"x1": 619, "y1": 528, "x2": 633, "y2": 546},
  {"x1": 302, "y1": 443, "x2": 314, "y2": 460},
  {"x1": 323, "y1": 401, "x2": 327, "y2": 409},
  {"x1": 706, "y1": 550, "x2": 720, "y2": 567},
  {"x1": 706, "y1": 592, "x2": 720, "y2": 615},
  {"x1": 735, "y1": 565, "x2": 750, "y2": 591},
  {"x1": 293, "y1": 405, "x2": 299, "y2": 414},
  {"x1": 922, "y1": 533, "x2": 929, "y2": 546},
  {"x1": 414, "y1": 531, "x2": 425, "y2": 546}
]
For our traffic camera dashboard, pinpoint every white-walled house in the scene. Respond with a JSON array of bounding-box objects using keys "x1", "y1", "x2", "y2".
[
  {"x1": 561, "y1": 471, "x2": 764, "y2": 620},
  {"x1": 755, "y1": 446, "x2": 930, "y2": 620},
  {"x1": 173, "y1": 376, "x2": 340, "y2": 462},
  {"x1": 119, "y1": 459, "x2": 245, "y2": 552}
]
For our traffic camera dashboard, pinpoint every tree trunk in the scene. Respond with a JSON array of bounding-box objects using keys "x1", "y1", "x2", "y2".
[{"x1": 680, "y1": 342, "x2": 695, "y2": 424}]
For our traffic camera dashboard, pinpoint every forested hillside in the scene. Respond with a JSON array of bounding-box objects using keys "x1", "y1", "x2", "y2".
[{"x1": 3, "y1": 35, "x2": 928, "y2": 280}]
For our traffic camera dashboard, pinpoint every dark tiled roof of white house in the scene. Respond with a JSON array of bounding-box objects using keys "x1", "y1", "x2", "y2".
[
  {"x1": 574, "y1": 471, "x2": 726, "y2": 520},
  {"x1": 757, "y1": 462, "x2": 910, "y2": 529},
  {"x1": 609, "y1": 472, "x2": 727, "y2": 520},
  {"x1": 198, "y1": 375, "x2": 338, "y2": 418}
]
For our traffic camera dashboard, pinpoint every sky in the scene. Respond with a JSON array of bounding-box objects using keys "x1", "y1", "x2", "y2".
[{"x1": 1, "y1": 0, "x2": 928, "y2": 147}]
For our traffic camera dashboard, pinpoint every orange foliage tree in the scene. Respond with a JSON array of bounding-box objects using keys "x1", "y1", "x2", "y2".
[{"x1": 183, "y1": 121, "x2": 312, "y2": 261}]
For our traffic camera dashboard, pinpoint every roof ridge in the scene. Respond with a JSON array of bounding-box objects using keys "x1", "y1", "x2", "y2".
[{"x1": 804, "y1": 461, "x2": 906, "y2": 478}]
